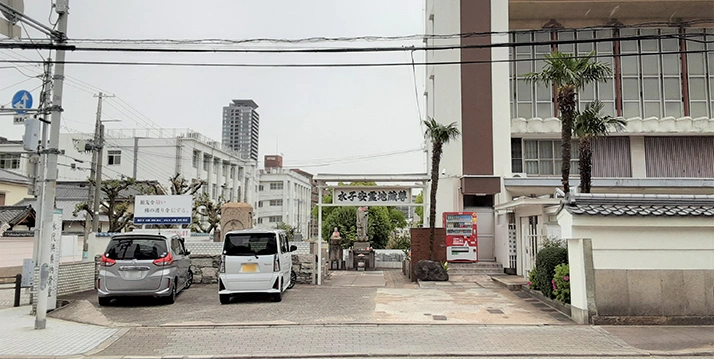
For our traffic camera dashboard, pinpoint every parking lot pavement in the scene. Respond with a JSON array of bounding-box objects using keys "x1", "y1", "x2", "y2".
[{"x1": 53, "y1": 270, "x2": 568, "y2": 327}]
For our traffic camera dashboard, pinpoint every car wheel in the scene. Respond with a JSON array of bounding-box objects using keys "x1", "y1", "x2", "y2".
[
  {"x1": 165, "y1": 280, "x2": 177, "y2": 305},
  {"x1": 185, "y1": 270, "x2": 193, "y2": 290},
  {"x1": 98, "y1": 296, "x2": 111, "y2": 306},
  {"x1": 219, "y1": 294, "x2": 231, "y2": 305},
  {"x1": 287, "y1": 270, "x2": 296, "y2": 290}
]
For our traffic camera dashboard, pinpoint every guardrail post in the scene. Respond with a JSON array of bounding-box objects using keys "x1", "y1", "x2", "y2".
[{"x1": 14, "y1": 274, "x2": 22, "y2": 307}]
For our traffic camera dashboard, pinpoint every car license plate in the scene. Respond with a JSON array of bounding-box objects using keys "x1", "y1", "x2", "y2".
[
  {"x1": 241, "y1": 263, "x2": 258, "y2": 272},
  {"x1": 124, "y1": 271, "x2": 142, "y2": 280}
]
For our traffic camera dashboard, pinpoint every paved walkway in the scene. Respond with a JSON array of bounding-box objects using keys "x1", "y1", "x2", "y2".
[
  {"x1": 0, "y1": 270, "x2": 711, "y2": 358},
  {"x1": 92, "y1": 324, "x2": 641, "y2": 358},
  {"x1": 0, "y1": 306, "x2": 118, "y2": 357}
]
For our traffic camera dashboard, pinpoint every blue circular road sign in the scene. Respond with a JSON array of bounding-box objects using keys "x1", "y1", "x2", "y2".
[{"x1": 11, "y1": 90, "x2": 33, "y2": 114}]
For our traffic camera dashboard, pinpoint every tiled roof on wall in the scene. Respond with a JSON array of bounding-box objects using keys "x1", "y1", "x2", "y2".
[
  {"x1": 512, "y1": 116, "x2": 714, "y2": 134},
  {"x1": 561, "y1": 193, "x2": 714, "y2": 217}
]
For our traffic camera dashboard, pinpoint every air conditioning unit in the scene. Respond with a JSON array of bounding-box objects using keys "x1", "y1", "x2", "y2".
[{"x1": 512, "y1": 173, "x2": 528, "y2": 178}]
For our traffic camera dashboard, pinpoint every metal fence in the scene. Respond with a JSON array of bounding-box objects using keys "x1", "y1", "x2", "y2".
[{"x1": 185, "y1": 241, "x2": 312, "y2": 255}]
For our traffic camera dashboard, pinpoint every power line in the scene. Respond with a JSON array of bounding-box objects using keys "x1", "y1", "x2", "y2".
[
  {"x1": 3, "y1": 31, "x2": 713, "y2": 54},
  {"x1": 2, "y1": 48, "x2": 712, "y2": 68},
  {"x1": 24, "y1": 18, "x2": 714, "y2": 45}
]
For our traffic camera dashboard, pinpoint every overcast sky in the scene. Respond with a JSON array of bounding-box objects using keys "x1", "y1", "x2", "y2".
[{"x1": 2, "y1": 0, "x2": 426, "y2": 176}]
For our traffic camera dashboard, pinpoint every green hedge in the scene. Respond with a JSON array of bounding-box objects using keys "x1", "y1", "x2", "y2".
[{"x1": 535, "y1": 246, "x2": 568, "y2": 299}]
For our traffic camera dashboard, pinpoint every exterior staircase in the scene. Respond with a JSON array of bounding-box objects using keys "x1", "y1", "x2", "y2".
[{"x1": 447, "y1": 261, "x2": 504, "y2": 276}]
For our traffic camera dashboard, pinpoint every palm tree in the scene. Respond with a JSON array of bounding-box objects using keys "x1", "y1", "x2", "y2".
[
  {"x1": 423, "y1": 118, "x2": 460, "y2": 260},
  {"x1": 524, "y1": 51, "x2": 612, "y2": 193},
  {"x1": 573, "y1": 101, "x2": 625, "y2": 193}
]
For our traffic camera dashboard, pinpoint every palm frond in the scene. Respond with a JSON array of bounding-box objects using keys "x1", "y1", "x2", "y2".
[{"x1": 574, "y1": 101, "x2": 626, "y2": 138}]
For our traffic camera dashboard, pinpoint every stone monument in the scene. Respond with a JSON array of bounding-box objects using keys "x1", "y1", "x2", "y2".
[
  {"x1": 349, "y1": 206, "x2": 375, "y2": 270},
  {"x1": 328, "y1": 227, "x2": 344, "y2": 269}
]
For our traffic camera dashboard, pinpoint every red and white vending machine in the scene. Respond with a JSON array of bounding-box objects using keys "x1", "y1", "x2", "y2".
[{"x1": 443, "y1": 212, "x2": 478, "y2": 262}]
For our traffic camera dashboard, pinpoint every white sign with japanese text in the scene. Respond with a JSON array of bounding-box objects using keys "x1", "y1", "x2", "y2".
[
  {"x1": 47, "y1": 209, "x2": 62, "y2": 310},
  {"x1": 134, "y1": 195, "x2": 192, "y2": 225},
  {"x1": 332, "y1": 187, "x2": 412, "y2": 206}
]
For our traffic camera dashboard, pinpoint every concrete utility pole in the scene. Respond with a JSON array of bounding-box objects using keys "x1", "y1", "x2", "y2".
[
  {"x1": 36, "y1": 0, "x2": 69, "y2": 330},
  {"x1": 92, "y1": 122, "x2": 104, "y2": 233},
  {"x1": 31, "y1": 59, "x2": 52, "y2": 272},
  {"x1": 83, "y1": 92, "x2": 111, "y2": 258}
]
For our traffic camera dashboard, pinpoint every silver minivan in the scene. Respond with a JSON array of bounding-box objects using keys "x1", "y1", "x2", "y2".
[
  {"x1": 97, "y1": 233, "x2": 192, "y2": 305},
  {"x1": 218, "y1": 229, "x2": 296, "y2": 303}
]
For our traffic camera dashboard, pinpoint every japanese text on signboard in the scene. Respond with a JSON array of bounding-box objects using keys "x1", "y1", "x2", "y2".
[
  {"x1": 134, "y1": 195, "x2": 192, "y2": 225},
  {"x1": 332, "y1": 187, "x2": 411, "y2": 206}
]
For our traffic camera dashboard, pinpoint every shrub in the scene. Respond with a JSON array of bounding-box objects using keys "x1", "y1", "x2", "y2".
[
  {"x1": 528, "y1": 267, "x2": 539, "y2": 290},
  {"x1": 553, "y1": 264, "x2": 570, "y2": 304},
  {"x1": 535, "y1": 246, "x2": 568, "y2": 299}
]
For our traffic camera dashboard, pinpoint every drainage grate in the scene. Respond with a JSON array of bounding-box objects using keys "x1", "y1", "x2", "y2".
[
  {"x1": 432, "y1": 315, "x2": 447, "y2": 320},
  {"x1": 487, "y1": 309, "x2": 504, "y2": 314}
]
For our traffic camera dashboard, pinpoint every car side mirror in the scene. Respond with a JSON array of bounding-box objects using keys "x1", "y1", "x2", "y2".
[
  {"x1": 290, "y1": 245, "x2": 297, "y2": 252},
  {"x1": 185, "y1": 250, "x2": 191, "y2": 256}
]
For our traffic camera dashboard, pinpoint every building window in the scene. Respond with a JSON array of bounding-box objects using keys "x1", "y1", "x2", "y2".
[
  {"x1": 212, "y1": 184, "x2": 217, "y2": 198},
  {"x1": 259, "y1": 184, "x2": 264, "y2": 191},
  {"x1": 511, "y1": 138, "x2": 523, "y2": 173},
  {"x1": 213, "y1": 159, "x2": 220, "y2": 174},
  {"x1": 257, "y1": 218, "x2": 263, "y2": 224},
  {"x1": 230, "y1": 166, "x2": 235, "y2": 179},
  {"x1": 269, "y1": 199, "x2": 283, "y2": 206},
  {"x1": 521, "y1": 140, "x2": 578, "y2": 176},
  {"x1": 192, "y1": 151, "x2": 200, "y2": 168},
  {"x1": 258, "y1": 201, "x2": 263, "y2": 208},
  {"x1": 203, "y1": 155, "x2": 210, "y2": 171},
  {"x1": 508, "y1": 27, "x2": 714, "y2": 119},
  {"x1": 269, "y1": 182, "x2": 284, "y2": 190},
  {"x1": 0, "y1": 153, "x2": 20, "y2": 169},
  {"x1": 107, "y1": 150, "x2": 121, "y2": 165},
  {"x1": 268, "y1": 216, "x2": 282, "y2": 223}
]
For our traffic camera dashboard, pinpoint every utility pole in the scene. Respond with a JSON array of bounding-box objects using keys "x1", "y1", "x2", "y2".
[
  {"x1": 31, "y1": 59, "x2": 52, "y2": 270},
  {"x1": 36, "y1": 0, "x2": 69, "y2": 330},
  {"x1": 92, "y1": 123, "x2": 104, "y2": 233},
  {"x1": 83, "y1": 92, "x2": 111, "y2": 258}
]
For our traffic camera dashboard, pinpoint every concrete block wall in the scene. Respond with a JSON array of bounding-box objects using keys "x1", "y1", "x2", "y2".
[
  {"x1": 57, "y1": 261, "x2": 95, "y2": 296},
  {"x1": 595, "y1": 269, "x2": 714, "y2": 318}
]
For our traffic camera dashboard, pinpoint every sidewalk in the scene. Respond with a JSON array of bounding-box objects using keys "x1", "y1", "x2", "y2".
[
  {"x1": 0, "y1": 306, "x2": 118, "y2": 358},
  {"x1": 0, "y1": 270, "x2": 711, "y2": 358}
]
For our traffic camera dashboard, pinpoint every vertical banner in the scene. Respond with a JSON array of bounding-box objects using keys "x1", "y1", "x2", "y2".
[{"x1": 48, "y1": 209, "x2": 62, "y2": 310}]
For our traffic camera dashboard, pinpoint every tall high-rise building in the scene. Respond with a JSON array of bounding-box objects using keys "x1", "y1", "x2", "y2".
[{"x1": 222, "y1": 100, "x2": 259, "y2": 161}]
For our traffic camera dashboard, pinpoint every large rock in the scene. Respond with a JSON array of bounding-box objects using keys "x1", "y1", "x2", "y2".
[{"x1": 414, "y1": 260, "x2": 449, "y2": 281}]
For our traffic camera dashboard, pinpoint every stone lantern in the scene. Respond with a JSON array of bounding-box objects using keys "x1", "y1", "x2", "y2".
[{"x1": 328, "y1": 227, "x2": 344, "y2": 269}]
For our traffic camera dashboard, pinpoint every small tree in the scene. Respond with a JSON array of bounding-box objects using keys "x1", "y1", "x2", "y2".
[
  {"x1": 191, "y1": 193, "x2": 225, "y2": 234},
  {"x1": 74, "y1": 176, "x2": 138, "y2": 232},
  {"x1": 573, "y1": 101, "x2": 625, "y2": 193},
  {"x1": 424, "y1": 118, "x2": 460, "y2": 260},
  {"x1": 169, "y1": 173, "x2": 205, "y2": 196}
]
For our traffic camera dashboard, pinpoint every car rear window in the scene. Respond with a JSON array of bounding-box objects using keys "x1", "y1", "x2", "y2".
[
  {"x1": 224, "y1": 233, "x2": 277, "y2": 256},
  {"x1": 105, "y1": 237, "x2": 168, "y2": 260}
]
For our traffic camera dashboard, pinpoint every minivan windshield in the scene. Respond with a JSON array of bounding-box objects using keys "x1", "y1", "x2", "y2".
[
  {"x1": 105, "y1": 237, "x2": 168, "y2": 260},
  {"x1": 224, "y1": 233, "x2": 277, "y2": 256}
]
